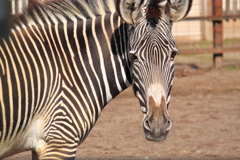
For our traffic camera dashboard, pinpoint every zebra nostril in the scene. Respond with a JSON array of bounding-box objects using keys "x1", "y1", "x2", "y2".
[
  {"x1": 166, "y1": 119, "x2": 172, "y2": 131},
  {"x1": 144, "y1": 119, "x2": 151, "y2": 131}
]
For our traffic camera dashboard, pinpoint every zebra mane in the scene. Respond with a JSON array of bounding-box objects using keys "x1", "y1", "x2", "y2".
[{"x1": 12, "y1": 0, "x2": 116, "y2": 29}]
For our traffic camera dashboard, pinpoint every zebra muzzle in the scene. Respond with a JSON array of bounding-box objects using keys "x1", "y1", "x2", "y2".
[{"x1": 143, "y1": 96, "x2": 172, "y2": 141}]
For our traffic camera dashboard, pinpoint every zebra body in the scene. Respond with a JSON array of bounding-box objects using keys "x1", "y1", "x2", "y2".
[{"x1": 0, "y1": 0, "x2": 192, "y2": 159}]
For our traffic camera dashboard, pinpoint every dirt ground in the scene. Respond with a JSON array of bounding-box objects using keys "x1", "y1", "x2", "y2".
[{"x1": 5, "y1": 62, "x2": 240, "y2": 160}]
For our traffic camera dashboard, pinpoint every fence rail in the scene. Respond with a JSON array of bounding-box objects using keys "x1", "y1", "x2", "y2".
[
  {"x1": 185, "y1": 14, "x2": 240, "y2": 21},
  {"x1": 173, "y1": 0, "x2": 240, "y2": 68}
]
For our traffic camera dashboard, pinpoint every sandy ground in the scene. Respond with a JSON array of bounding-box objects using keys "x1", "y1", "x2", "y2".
[{"x1": 4, "y1": 63, "x2": 240, "y2": 160}]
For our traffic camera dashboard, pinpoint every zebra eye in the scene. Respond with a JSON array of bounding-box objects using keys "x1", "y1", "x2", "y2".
[
  {"x1": 170, "y1": 51, "x2": 178, "y2": 61},
  {"x1": 130, "y1": 53, "x2": 139, "y2": 62}
]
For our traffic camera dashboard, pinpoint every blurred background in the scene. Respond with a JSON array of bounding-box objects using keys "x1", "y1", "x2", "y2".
[
  {"x1": 172, "y1": 0, "x2": 240, "y2": 69},
  {"x1": 2, "y1": 0, "x2": 240, "y2": 160},
  {"x1": 2, "y1": 0, "x2": 240, "y2": 67}
]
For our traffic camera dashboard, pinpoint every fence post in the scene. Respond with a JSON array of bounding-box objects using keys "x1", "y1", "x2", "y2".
[
  {"x1": 212, "y1": 0, "x2": 223, "y2": 68},
  {"x1": 0, "y1": 0, "x2": 10, "y2": 39}
]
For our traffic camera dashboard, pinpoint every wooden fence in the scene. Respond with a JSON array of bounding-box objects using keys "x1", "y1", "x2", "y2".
[{"x1": 173, "y1": 0, "x2": 240, "y2": 68}]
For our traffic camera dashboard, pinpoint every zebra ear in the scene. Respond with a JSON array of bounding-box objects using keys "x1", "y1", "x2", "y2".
[
  {"x1": 116, "y1": 0, "x2": 146, "y2": 24},
  {"x1": 164, "y1": 0, "x2": 193, "y2": 22}
]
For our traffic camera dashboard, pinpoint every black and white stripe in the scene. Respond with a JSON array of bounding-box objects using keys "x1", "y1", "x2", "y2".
[
  {"x1": 0, "y1": 0, "x2": 185, "y2": 159},
  {"x1": 1, "y1": 0, "x2": 131, "y2": 159}
]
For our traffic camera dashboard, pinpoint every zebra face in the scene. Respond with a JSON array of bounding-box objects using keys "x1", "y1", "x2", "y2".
[
  {"x1": 116, "y1": 0, "x2": 192, "y2": 141},
  {"x1": 129, "y1": 18, "x2": 176, "y2": 141}
]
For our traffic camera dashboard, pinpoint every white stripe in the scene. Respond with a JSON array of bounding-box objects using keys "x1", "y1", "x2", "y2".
[
  {"x1": 90, "y1": 16, "x2": 113, "y2": 102},
  {"x1": 50, "y1": 4, "x2": 102, "y2": 120},
  {"x1": 44, "y1": 9, "x2": 74, "y2": 87},
  {"x1": 42, "y1": 76, "x2": 63, "y2": 133},
  {"x1": 11, "y1": 29, "x2": 34, "y2": 135},
  {"x1": 21, "y1": 23, "x2": 49, "y2": 117},
  {"x1": 87, "y1": 16, "x2": 104, "y2": 112},
  {"x1": 141, "y1": 106, "x2": 147, "y2": 113},
  {"x1": 94, "y1": 16, "x2": 113, "y2": 102},
  {"x1": 0, "y1": 47, "x2": 7, "y2": 142},
  {"x1": 166, "y1": 94, "x2": 171, "y2": 105},
  {"x1": 62, "y1": 15, "x2": 95, "y2": 123},
  {"x1": 2, "y1": 40, "x2": 16, "y2": 140},
  {"x1": 51, "y1": 121, "x2": 76, "y2": 143},
  {"x1": 30, "y1": 9, "x2": 45, "y2": 42},
  {"x1": 55, "y1": 107, "x2": 78, "y2": 136},
  {"x1": 40, "y1": 10, "x2": 62, "y2": 100},
  {"x1": 15, "y1": 25, "x2": 39, "y2": 133},
  {"x1": 102, "y1": 13, "x2": 122, "y2": 93},
  {"x1": 54, "y1": 14, "x2": 74, "y2": 87},
  {"x1": 62, "y1": 81, "x2": 90, "y2": 136},
  {"x1": 7, "y1": 37, "x2": 27, "y2": 139},
  {"x1": 71, "y1": 17, "x2": 98, "y2": 121},
  {"x1": 33, "y1": 9, "x2": 59, "y2": 101},
  {"x1": 119, "y1": 20, "x2": 131, "y2": 86},
  {"x1": 110, "y1": 13, "x2": 130, "y2": 89},
  {"x1": 136, "y1": 91, "x2": 145, "y2": 105},
  {"x1": 28, "y1": 24, "x2": 54, "y2": 116}
]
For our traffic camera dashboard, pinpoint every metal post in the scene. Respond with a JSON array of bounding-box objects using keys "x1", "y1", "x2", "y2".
[
  {"x1": 225, "y1": 0, "x2": 230, "y2": 21},
  {"x1": 232, "y1": 0, "x2": 238, "y2": 14},
  {"x1": 225, "y1": 0, "x2": 230, "y2": 14},
  {"x1": 232, "y1": 0, "x2": 238, "y2": 20},
  {"x1": 11, "y1": 0, "x2": 16, "y2": 14},
  {"x1": 212, "y1": 0, "x2": 223, "y2": 68},
  {"x1": 0, "y1": 0, "x2": 10, "y2": 39}
]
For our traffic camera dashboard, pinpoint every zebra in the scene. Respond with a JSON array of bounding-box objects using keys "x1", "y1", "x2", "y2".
[{"x1": 0, "y1": 0, "x2": 192, "y2": 159}]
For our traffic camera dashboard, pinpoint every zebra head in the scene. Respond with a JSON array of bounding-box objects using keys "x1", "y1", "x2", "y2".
[{"x1": 116, "y1": 0, "x2": 192, "y2": 141}]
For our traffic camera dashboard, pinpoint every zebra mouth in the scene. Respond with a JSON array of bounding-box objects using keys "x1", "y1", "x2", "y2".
[{"x1": 144, "y1": 130, "x2": 169, "y2": 141}]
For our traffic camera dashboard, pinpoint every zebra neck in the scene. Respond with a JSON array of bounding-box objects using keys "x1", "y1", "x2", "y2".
[
  {"x1": 10, "y1": 0, "x2": 133, "y2": 106},
  {"x1": 71, "y1": 12, "x2": 132, "y2": 108}
]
